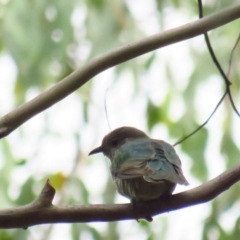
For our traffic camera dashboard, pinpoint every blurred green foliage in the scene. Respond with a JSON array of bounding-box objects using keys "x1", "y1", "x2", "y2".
[{"x1": 0, "y1": 0, "x2": 239, "y2": 239}]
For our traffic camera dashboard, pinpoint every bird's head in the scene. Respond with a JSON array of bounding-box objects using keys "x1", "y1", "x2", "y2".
[{"x1": 88, "y1": 126, "x2": 148, "y2": 159}]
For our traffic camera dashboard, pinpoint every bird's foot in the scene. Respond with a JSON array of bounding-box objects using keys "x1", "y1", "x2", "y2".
[{"x1": 131, "y1": 199, "x2": 153, "y2": 222}]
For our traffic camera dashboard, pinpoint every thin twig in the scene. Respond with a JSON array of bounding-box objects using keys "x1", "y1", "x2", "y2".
[
  {"x1": 228, "y1": 92, "x2": 240, "y2": 117},
  {"x1": 226, "y1": 32, "x2": 240, "y2": 77},
  {"x1": 198, "y1": 0, "x2": 240, "y2": 117},
  {"x1": 104, "y1": 88, "x2": 112, "y2": 131},
  {"x1": 175, "y1": 1, "x2": 240, "y2": 146},
  {"x1": 173, "y1": 90, "x2": 227, "y2": 146},
  {"x1": 198, "y1": 0, "x2": 231, "y2": 86}
]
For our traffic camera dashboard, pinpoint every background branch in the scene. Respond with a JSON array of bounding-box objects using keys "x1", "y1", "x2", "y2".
[
  {"x1": 0, "y1": 163, "x2": 240, "y2": 229},
  {"x1": 198, "y1": 0, "x2": 240, "y2": 118},
  {"x1": 173, "y1": 1, "x2": 240, "y2": 146},
  {"x1": 173, "y1": 90, "x2": 228, "y2": 146},
  {"x1": 0, "y1": 3, "x2": 240, "y2": 138},
  {"x1": 227, "y1": 32, "x2": 240, "y2": 77}
]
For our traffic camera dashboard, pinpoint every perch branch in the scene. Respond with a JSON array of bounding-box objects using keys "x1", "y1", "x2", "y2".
[
  {"x1": 0, "y1": 164, "x2": 240, "y2": 228},
  {"x1": 0, "y1": 3, "x2": 240, "y2": 138}
]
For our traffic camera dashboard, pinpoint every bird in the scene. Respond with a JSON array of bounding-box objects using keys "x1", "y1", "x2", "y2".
[{"x1": 89, "y1": 126, "x2": 189, "y2": 205}]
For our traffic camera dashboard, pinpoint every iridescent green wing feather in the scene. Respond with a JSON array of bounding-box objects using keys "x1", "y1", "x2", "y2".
[
  {"x1": 148, "y1": 140, "x2": 189, "y2": 185},
  {"x1": 111, "y1": 138, "x2": 189, "y2": 185},
  {"x1": 111, "y1": 138, "x2": 155, "y2": 178}
]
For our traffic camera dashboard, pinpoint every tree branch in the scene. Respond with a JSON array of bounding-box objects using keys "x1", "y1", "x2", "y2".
[
  {"x1": 174, "y1": 1, "x2": 240, "y2": 146},
  {"x1": 0, "y1": 3, "x2": 240, "y2": 138},
  {"x1": 0, "y1": 164, "x2": 240, "y2": 229},
  {"x1": 173, "y1": 90, "x2": 228, "y2": 146},
  {"x1": 197, "y1": 0, "x2": 240, "y2": 118}
]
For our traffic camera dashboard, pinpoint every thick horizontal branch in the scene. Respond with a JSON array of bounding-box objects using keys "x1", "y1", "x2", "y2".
[
  {"x1": 0, "y1": 3, "x2": 240, "y2": 138},
  {"x1": 0, "y1": 164, "x2": 240, "y2": 229}
]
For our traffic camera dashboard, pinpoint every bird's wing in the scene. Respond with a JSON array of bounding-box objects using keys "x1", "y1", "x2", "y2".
[
  {"x1": 146, "y1": 140, "x2": 189, "y2": 185},
  {"x1": 111, "y1": 138, "x2": 189, "y2": 185},
  {"x1": 111, "y1": 138, "x2": 156, "y2": 178}
]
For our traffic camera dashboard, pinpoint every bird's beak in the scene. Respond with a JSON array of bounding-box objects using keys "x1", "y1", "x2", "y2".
[{"x1": 88, "y1": 146, "x2": 103, "y2": 155}]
